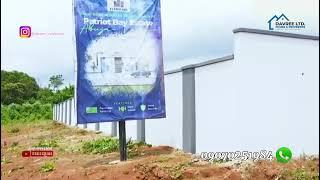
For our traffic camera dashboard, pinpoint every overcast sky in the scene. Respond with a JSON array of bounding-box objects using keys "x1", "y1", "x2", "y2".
[{"x1": 1, "y1": 0, "x2": 319, "y2": 87}]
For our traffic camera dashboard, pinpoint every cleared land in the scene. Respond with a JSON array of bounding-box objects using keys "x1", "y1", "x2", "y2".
[{"x1": 1, "y1": 120, "x2": 319, "y2": 180}]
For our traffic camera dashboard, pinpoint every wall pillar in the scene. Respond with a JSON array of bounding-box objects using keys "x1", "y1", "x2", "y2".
[{"x1": 182, "y1": 67, "x2": 196, "y2": 153}]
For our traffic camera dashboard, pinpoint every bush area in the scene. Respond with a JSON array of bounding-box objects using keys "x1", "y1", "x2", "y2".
[
  {"x1": 1, "y1": 70, "x2": 73, "y2": 124},
  {"x1": 81, "y1": 137, "x2": 152, "y2": 158},
  {"x1": 1, "y1": 102, "x2": 52, "y2": 125},
  {"x1": 1, "y1": 70, "x2": 74, "y2": 105},
  {"x1": 33, "y1": 139, "x2": 59, "y2": 148}
]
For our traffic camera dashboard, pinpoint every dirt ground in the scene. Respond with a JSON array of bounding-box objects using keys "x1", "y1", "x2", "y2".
[{"x1": 1, "y1": 120, "x2": 319, "y2": 180}]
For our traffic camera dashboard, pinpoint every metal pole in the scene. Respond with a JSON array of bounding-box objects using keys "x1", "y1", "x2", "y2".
[{"x1": 119, "y1": 121, "x2": 127, "y2": 161}]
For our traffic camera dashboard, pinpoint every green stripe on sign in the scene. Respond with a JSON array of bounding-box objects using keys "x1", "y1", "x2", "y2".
[{"x1": 86, "y1": 107, "x2": 98, "y2": 114}]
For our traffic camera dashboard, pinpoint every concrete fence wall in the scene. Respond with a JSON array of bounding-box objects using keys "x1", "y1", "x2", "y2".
[{"x1": 53, "y1": 28, "x2": 319, "y2": 156}]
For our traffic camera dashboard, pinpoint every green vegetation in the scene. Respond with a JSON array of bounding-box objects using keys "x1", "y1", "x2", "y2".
[
  {"x1": 167, "y1": 161, "x2": 192, "y2": 179},
  {"x1": 8, "y1": 127, "x2": 20, "y2": 134},
  {"x1": 127, "y1": 139, "x2": 152, "y2": 158},
  {"x1": 1, "y1": 70, "x2": 74, "y2": 125},
  {"x1": 1, "y1": 102, "x2": 52, "y2": 125},
  {"x1": 33, "y1": 139, "x2": 58, "y2": 148},
  {"x1": 1, "y1": 70, "x2": 74, "y2": 105},
  {"x1": 40, "y1": 162, "x2": 55, "y2": 173},
  {"x1": 11, "y1": 142, "x2": 19, "y2": 147},
  {"x1": 1, "y1": 158, "x2": 12, "y2": 164},
  {"x1": 49, "y1": 74, "x2": 64, "y2": 92},
  {"x1": 281, "y1": 168, "x2": 319, "y2": 180},
  {"x1": 81, "y1": 137, "x2": 119, "y2": 154},
  {"x1": 1, "y1": 70, "x2": 39, "y2": 105},
  {"x1": 81, "y1": 137, "x2": 152, "y2": 157}
]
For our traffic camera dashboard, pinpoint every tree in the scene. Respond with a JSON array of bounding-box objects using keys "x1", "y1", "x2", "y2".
[
  {"x1": 36, "y1": 88, "x2": 55, "y2": 104},
  {"x1": 1, "y1": 70, "x2": 40, "y2": 105},
  {"x1": 52, "y1": 85, "x2": 74, "y2": 104},
  {"x1": 49, "y1": 75, "x2": 64, "y2": 91}
]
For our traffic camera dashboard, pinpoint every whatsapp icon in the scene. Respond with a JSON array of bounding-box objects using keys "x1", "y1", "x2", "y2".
[{"x1": 276, "y1": 147, "x2": 292, "y2": 163}]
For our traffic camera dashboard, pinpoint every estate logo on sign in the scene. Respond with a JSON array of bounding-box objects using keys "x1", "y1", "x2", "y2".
[
  {"x1": 107, "y1": 0, "x2": 130, "y2": 12},
  {"x1": 268, "y1": 14, "x2": 305, "y2": 31}
]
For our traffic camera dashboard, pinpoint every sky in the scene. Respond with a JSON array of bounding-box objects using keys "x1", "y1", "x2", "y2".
[{"x1": 1, "y1": 0, "x2": 319, "y2": 87}]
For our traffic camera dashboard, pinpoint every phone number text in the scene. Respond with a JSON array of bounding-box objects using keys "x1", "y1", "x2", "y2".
[{"x1": 200, "y1": 150, "x2": 273, "y2": 161}]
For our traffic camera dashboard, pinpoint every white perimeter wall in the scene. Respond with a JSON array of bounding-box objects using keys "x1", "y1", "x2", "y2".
[
  {"x1": 196, "y1": 32, "x2": 319, "y2": 156},
  {"x1": 146, "y1": 72, "x2": 183, "y2": 149}
]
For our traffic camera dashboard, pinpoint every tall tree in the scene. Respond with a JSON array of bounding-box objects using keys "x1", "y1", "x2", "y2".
[
  {"x1": 1, "y1": 70, "x2": 40, "y2": 105},
  {"x1": 49, "y1": 75, "x2": 64, "y2": 91}
]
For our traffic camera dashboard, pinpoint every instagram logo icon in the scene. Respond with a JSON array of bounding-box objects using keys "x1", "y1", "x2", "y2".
[{"x1": 19, "y1": 26, "x2": 31, "y2": 38}]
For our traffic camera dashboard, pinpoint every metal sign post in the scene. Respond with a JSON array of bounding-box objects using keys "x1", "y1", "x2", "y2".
[{"x1": 118, "y1": 121, "x2": 127, "y2": 161}]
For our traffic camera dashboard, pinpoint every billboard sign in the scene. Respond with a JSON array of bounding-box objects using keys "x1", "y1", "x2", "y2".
[{"x1": 74, "y1": 0, "x2": 166, "y2": 123}]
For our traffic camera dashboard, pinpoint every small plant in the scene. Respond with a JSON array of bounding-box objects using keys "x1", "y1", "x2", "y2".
[
  {"x1": 81, "y1": 137, "x2": 119, "y2": 154},
  {"x1": 40, "y1": 162, "x2": 55, "y2": 172},
  {"x1": 280, "y1": 169, "x2": 319, "y2": 180},
  {"x1": 77, "y1": 129, "x2": 88, "y2": 135},
  {"x1": 11, "y1": 142, "x2": 19, "y2": 147},
  {"x1": 8, "y1": 127, "x2": 20, "y2": 134},
  {"x1": 1, "y1": 158, "x2": 12, "y2": 164},
  {"x1": 81, "y1": 137, "x2": 152, "y2": 156},
  {"x1": 34, "y1": 139, "x2": 58, "y2": 148},
  {"x1": 165, "y1": 161, "x2": 192, "y2": 179},
  {"x1": 127, "y1": 139, "x2": 152, "y2": 158}
]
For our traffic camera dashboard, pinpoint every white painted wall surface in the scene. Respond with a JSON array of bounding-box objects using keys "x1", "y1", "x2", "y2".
[
  {"x1": 70, "y1": 98, "x2": 77, "y2": 126},
  {"x1": 66, "y1": 100, "x2": 70, "y2": 125},
  {"x1": 195, "y1": 60, "x2": 237, "y2": 153},
  {"x1": 100, "y1": 122, "x2": 112, "y2": 136},
  {"x1": 65, "y1": 102, "x2": 68, "y2": 124},
  {"x1": 234, "y1": 32, "x2": 319, "y2": 156},
  {"x1": 195, "y1": 32, "x2": 319, "y2": 156},
  {"x1": 59, "y1": 103, "x2": 62, "y2": 122},
  {"x1": 146, "y1": 72, "x2": 183, "y2": 149},
  {"x1": 86, "y1": 123, "x2": 97, "y2": 131},
  {"x1": 125, "y1": 120, "x2": 137, "y2": 140},
  {"x1": 62, "y1": 103, "x2": 65, "y2": 123}
]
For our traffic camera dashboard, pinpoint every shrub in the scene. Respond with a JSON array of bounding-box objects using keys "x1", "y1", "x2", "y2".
[
  {"x1": 1, "y1": 102, "x2": 52, "y2": 125},
  {"x1": 33, "y1": 139, "x2": 58, "y2": 148},
  {"x1": 40, "y1": 162, "x2": 55, "y2": 172},
  {"x1": 81, "y1": 137, "x2": 119, "y2": 154},
  {"x1": 81, "y1": 137, "x2": 152, "y2": 157}
]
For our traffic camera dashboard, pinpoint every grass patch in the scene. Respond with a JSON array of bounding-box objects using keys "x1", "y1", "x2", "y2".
[
  {"x1": 2, "y1": 119, "x2": 51, "y2": 131},
  {"x1": 11, "y1": 142, "x2": 19, "y2": 147},
  {"x1": 1, "y1": 102, "x2": 52, "y2": 126},
  {"x1": 127, "y1": 139, "x2": 152, "y2": 158},
  {"x1": 81, "y1": 137, "x2": 152, "y2": 157},
  {"x1": 33, "y1": 139, "x2": 58, "y2": 148},
  {"x1": 40, "y1": 162, "x2": 55, "y2": 173},
  {"x1": 8, "y1": 127, "x2": 20, "y2": 134},
  {"x1": 77, "y1": 129, "x2": 88, "y2": 135},
  {"x1": 161, "y1": 161, "x2": 192, "y2": 179},
  {"x1": 281, "y1": 169, "x2": 319, "y2": 180},
  {"x1": 81, "y1": 137, "x2": 119, "y2": 154},
  {"x1": 1, "y1": 158, "x2": 12, "y2": 164}
]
